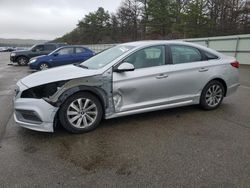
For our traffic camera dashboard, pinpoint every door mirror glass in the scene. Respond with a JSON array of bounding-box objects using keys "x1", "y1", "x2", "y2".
[
  {"x1": 116, "y1": 62, "x2": 135, "y2": 72},
  {"x1": 53, "y1": 52, "x2": 59, "y2": 56}
]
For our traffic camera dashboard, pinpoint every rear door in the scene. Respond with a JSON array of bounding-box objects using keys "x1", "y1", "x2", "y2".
[
  {"x1": 72, "y1": 47, "x2": 91, "y2": 63},
  {"x1": 164, "y1": 44, "x2": 213, "y2": 101}
]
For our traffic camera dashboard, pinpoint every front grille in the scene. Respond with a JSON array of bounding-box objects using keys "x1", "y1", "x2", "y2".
[{"x1": 15, "y1": 110, "x2": 42, "y2": 124}]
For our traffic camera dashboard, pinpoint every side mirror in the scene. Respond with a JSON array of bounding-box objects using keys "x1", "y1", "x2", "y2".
[
  {"x1": 31, "y1": 49, "x2": 36, "y2": 52},
  {"x1": 53, "y1": 52, "x2": 59, "y2": 56},
  {"x1": 115, "y1": 62, "x2": 135, "y2": 72}
]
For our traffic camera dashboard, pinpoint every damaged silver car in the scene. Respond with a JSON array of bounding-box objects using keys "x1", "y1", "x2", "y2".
[{"x1": 14, "y1": 41, "x2": 240, "y2": 133}]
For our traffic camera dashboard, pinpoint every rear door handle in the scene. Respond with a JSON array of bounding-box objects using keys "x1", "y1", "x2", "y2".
[
  {"x1": 156, "y1": 74, "x2": 168, "y2": 79},
  {"x1": 199, "y1": 68, "x2": 209, "y2": 72}
]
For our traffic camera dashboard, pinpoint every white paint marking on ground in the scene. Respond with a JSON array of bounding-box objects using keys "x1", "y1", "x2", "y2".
[{"x1": 240, "y1": 85, "x2": 250, "y2": 90}]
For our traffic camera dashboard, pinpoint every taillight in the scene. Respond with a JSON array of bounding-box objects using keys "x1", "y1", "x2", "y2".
[{"x1": 231, "y1": 61, "x2": 240, "y2": 68}]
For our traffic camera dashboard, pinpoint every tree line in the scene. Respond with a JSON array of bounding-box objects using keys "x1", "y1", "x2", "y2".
[{"x1": 55, "y1": 0, "x2": 250, "y2": 44}]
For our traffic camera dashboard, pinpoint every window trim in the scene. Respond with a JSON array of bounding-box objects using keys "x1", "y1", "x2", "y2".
[{"x1": 168, "y1": 44, "x2": 207, "y2": 65}]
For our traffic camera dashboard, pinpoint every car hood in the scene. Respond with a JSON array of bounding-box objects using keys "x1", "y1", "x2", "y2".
[
  {"x1": 13, "y1": 50, "x2": 30, "y2": 54},
  {"x1": 21, "y1": 65, "x2": 102, "y2": 88},
  {"x1": 33, "y1": 55, "x2": 46, "y2": 60}
]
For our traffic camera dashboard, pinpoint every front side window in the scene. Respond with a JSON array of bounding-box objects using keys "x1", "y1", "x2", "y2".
[
  {"x1": 33, "y1": 45, "x2": 45, "y2": 52},
  {"x1": 57, "y1": 48, "x2": 74, "y2": 55},
  {"x1": 124, "y1": 45, "x2": 165, "y2": 69},
  {"x1": 170, "y1": 45, "x2": 202, "y2": 64},
  {"x1": 45, "y1": 44, "x2": 56, "y2": 51}
]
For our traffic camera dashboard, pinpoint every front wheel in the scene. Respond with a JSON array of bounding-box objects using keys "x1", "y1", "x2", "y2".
[
  {"x1": 200, "y1": 80, "x2": 225, "y2": 110},
  {"x1": 39, "y1": 62, "x2": 50, "y2": 71},
  {"x1": 59, "y1": 92, "x2": 103, "y2": 133},
  {"x1": 17, "y1": 56, "x2": 28, "y2": 66}
]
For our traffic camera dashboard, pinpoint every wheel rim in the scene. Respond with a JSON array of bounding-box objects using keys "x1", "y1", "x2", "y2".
[
  {"x1": 205, "y1": 84, "x2": 223, "y2": 107},
  {"x1": 19, "y1": 58, "x2": 27, "y2": 65},
  {"x1": 40, "y1": 64, "x2": 49, "y2": 70},
  {"x1": 67, "y1": 98, "x2": 98, "y2": 129}
]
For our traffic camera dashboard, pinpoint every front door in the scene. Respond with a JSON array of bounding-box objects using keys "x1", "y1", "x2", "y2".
[
  {"x1": 52, "y1": 47, "x2": 75, "y2": 66},
  {"x1": 113, "y1": 45, "x2": 171, "y2": 112}
]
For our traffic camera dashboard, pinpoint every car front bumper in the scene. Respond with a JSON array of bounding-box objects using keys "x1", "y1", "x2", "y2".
[
  {"x1": 14, "y1": 81, "x2": 58, "y2": 132},
  {"x1": 10, "y1": 56, "x2": 16, "y2": 63}
]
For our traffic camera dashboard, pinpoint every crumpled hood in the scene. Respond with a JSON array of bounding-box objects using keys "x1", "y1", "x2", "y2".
[{"x1": 21, "y1": 65, "x2": 102, "y2": 88}]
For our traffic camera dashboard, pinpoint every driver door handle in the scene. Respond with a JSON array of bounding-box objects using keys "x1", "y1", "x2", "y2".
[{"x1": 156, "y1": 74, "x2": 168, "y2": 79}]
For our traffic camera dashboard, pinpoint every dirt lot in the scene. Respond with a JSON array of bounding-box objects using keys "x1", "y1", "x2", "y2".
[{"x1": 0, "y1": 52, "x2": 250, "y2": 187}]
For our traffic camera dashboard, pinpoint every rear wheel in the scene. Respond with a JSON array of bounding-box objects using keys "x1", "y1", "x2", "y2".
[
  {"x1": 59, "y1": 92, "x2": 103, "y2": 133},
  {"x1": 39, "y1": 62, "x2": 50, "y2": 71},
  {"x1": 200, "y1": 80, "x2": 225, "y2": 110},
  {"x1": 17, "y1": 56, "x2": 28, "y2": 66}
]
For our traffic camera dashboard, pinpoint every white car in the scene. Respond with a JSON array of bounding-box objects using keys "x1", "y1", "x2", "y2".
[{"x1": 14, "y1": 41, "x2": 240, "y2": 133}]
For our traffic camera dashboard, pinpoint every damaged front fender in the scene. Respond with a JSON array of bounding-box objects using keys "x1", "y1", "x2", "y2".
[{"x1": 45, "y1": 68, "x2": 115, "y2": 118}]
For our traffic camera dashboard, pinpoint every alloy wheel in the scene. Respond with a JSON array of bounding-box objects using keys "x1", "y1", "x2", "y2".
[
  {"x1": 66, "y1": 98, "x2": 98, "y2": 129},
  {"x1": 19, "y1": 58, "x2": 27, "y2": 65},
  {"x1": 40, "y1": 63, "x2": 49, "y2": 70},
  {"x1": 205, "y1": 84, "x2": 223, "y2": 107}
]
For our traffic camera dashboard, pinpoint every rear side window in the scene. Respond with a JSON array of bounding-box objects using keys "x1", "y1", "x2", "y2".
[
  {"x1": 203, "y1": 51, "x2": 219, "y2": 60},
  {"x1": 45, "y1": 44, "x2": 56, "y2": 51},
  {"x1": 57, "y1": 48, "x2": 74, "y2": 55},
  {"x1": 76, "y1": 47, "x2": 86, "y2": 54},
  {"x1": 170, "y1": 45, "x2": 202, "y2": 64}
]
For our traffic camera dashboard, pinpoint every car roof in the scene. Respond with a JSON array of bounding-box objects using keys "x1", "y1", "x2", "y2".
[
  {"x1": 59, "y1": 45, "x2": 88, "y2": 48},
  {"x1": 122, "y1": 40, "x2": 197, "y2": 47},
  {"x1": 121, "y1": 40, "x2": 223, "y2": 57}
]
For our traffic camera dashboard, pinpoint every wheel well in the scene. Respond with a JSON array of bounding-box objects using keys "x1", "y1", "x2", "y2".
[
  {"x1": 210, "y1": 78, "x2": 227, "y2": 96},
  {"x1": 58, "y1": 89, "x2": 106, "y2": 117}
]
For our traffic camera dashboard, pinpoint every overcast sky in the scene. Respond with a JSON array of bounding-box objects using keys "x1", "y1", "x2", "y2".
[{"x1": 0, "y1": 0, "x2": 122, "y2": 40}]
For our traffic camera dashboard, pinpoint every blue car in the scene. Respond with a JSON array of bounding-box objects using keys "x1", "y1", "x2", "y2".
[{"x1": 28, "y1": 45, "x2": 95, "y2": 70}]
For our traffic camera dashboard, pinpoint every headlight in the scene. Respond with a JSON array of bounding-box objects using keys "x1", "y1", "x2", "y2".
[
  {"x1": 10, "y1": 53, "x2": 16, "y2": 56},
  {"x1": 29, "y1": 59, "x2": 37, "y2": 64},
  {"x1": 14, "y1": 85, "x2": 20, "y2": 97}
]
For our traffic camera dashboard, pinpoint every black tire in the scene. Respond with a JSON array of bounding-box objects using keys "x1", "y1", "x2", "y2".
[
  {"x1": 59, "y1": 92, "x2": 103, "y2": 133},
  {"x1": 17, "y1": 56, "x2": 29, "y2": 66},
  {"x1": 200, "y1": 80, "x2": 225, "y2": 110},
  {"x1": 39, "y1": 62, "x2": 50, "y2": 71}
]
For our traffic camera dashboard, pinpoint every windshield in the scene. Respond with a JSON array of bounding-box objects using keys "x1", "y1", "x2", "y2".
[
  {"x1": 49, "y1": 48, "x2": 60, "y2": 55},
  {"x1": 80, "y1": 45, "x2": 134, "y2": 69},
  {"x1": 29, "y1": 44, "x2": 37, "y2": 50}
]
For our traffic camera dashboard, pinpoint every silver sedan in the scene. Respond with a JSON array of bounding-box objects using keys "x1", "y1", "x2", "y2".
[{"x1": 14, "y1": 41, "x2": 240, "y2": 133}]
